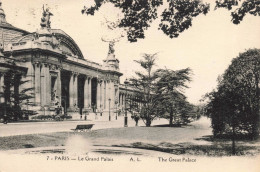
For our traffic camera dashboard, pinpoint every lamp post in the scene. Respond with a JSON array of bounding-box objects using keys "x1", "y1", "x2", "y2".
[
  {"x1": 108, "y1": 98, "x2": 111, "y2": 121},
  {"x1": 124, "y1": 78, "x2": 129, "y2": 127}
]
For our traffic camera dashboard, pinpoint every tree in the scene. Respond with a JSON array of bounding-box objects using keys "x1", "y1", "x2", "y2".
[
  {"x1": 225, "y1": 49, "x2": 259, "y2": 139},
  {"x1": 82, "y1": 0, "x2": 210, "y2": 42},
  {"x1": 155, "y1": 68, "x2": 192, "y2": 126},
  {"x1": 0, "y1": 60, "x2": 35, "y2": 121},
  {"x1": 82, "y1": 0, "x2": 259, "y2": 42},
  {"x1": 215, "y1": 0, "x2": 260, "y2": 24},
  {"x1": 129, "y1": 53, "x2": 158, "y2": 126},
  {"x1": 179, "y1": 101, "x2": 199, "y2": 124},
  {"x1": 129, "y1": 55, "x2": 195, "y2": 127},
  {"x1": 204, "y1": 49, "x2": 260, "y2": 154}
]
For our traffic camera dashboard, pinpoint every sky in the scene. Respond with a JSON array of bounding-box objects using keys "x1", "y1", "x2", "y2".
[{"x1": 2, "y1": 0, "x2": 260, "y2": 104}]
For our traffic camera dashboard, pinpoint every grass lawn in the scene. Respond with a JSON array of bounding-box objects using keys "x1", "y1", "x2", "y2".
[{"x1": 0, "y1": 125, "x2": 260, "y2": 156}]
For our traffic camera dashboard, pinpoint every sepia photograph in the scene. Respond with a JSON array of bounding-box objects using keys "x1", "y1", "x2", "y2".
[{"x1": 0, "y1": 0, "x2": 259, "y2": 171}]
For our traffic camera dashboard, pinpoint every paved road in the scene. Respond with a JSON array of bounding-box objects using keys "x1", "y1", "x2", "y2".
[
  {"x1": 0, "y1": 117, "x2": 212, "y2": 156},
  {"x1": 0, "y1": 115, "x2": 170, "y2": 137}
]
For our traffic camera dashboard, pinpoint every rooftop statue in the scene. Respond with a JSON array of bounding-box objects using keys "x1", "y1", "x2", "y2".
[
  {"x1": 101, "y1": 16, "x2": 125, "y2": 58},
  {"x1": 40, "y1": 5, "x2": 53, "y2": 29},
  {"x1": 108, "y1": 41, "x2": 115, "y2": 55}
]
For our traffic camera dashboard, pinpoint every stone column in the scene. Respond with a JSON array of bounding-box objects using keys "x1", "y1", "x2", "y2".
[
  {"x1": 96, "y1": 79, "x2": 100, "y2": 110},
  {"x1": 121, "y1": 93, "x2": 124, "y2": 107},
  {"x1": 40, "y1": 64, "x2": 47, "y2": 106},
  {"x1": 0, "y1": 73, "x2": 4, "y2": 103},
  {"x1": 44, "y1": 64, "x2": 51, "y2": 106},
  {"x1": 30, "y1": 62, "x2": 35, "y2": 102},
  {"x1": 110, "y1": 81, "x2": 115, "y2": 111},
  {"x1": 121, "y1": 94, "x2": 124, "y2": 108},
  {"x1": 119, "y1": 93, "x2": 121, "y2": 108},
  {"x1": 84, "y1": 76, "x2": 89, "y2": 109},
  {"x1": 74, "y1": 73, "x2": 78, "y2": 107},
  {"x1": 88, "y1": 77, "x2": 92, "y2": 107},
  {"x1": 115, "y1": 86, "x2": 119, "y2": 107},
  {"x1": 123, "y1": 94, "x2": 125, "y2": 107},
  {"x1": 69, "y1": 73, "x2": 74, "y2": 108},
  {"x1": 105, "y1": 80, "x2": 110, "y2": 111},
  {"x1": 100, "y1": 80, "x2": 104, "y2": 110},
  {"x1": 34, "y1": 63, "x2": 41, "y2": 105},
  {"x1": 103, "y1": 81, "x2": 106, "y2": 109},
  {"x1": 122, "y1": 94, "x2": 124, "y2": 107},
  {"x1": 56, "y1": 68, "x2": 62, "y2": 105}
]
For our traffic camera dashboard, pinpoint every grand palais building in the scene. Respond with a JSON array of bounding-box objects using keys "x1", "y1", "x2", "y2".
[{"x1": 0, "y1": 2, "x2": 137, "y2": 120}]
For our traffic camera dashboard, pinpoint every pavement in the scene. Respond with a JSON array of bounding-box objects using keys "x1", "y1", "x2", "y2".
[
  {"x1": 0, "y1": 117, "x2": 212, "y2": 157},
  {"x1": 0, "y1": 114, "x2": 170, "y2": 137}
]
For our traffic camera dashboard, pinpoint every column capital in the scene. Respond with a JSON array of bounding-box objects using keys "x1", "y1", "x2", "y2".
[
  {"x1": 42, "y1": 63, "x2": 50, "y2": 67},
  {"x1": 87, "y1": 76, "x2": 94, "y2": 81},
  {"x1": 51, "y1": 65, "x2": 62, "y2": 71},
  {"x1": 110, "y1": 79, "x2": 119, "y2": 84},
  {"x1": 114, "y1": 80, "x2": 119, "y2": 85},
  {"x1": 83, "y1": 75, "x2": 89, "y2": 80},
  {"x1": 97, "y1": 79, "x2": 103, "y2": 84},
  {"x1": 33, "y1": 61, "x2": 42, "y2": 67},
  {"x1": 49, "y1": 64, "x2": 58, "y2": 71},
  {"x1": 57, "y1": 66, "x2": 63, "y2": 71},
  {"x1": 71, "y1": 71, "x2": 79, "y2": 76}
]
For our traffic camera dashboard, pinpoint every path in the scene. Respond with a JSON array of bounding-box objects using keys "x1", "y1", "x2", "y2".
[{"x1": 0, "y1": 115, "x2": 169, "y2": 137}]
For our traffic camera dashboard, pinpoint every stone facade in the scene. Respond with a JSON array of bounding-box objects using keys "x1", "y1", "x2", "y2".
[{"x1": 0, "y1": 2, "x2": 142, "y2": 120}]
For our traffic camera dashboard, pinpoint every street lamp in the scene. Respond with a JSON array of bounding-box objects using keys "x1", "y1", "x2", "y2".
[
  {"x1": 108, "y1": 98, "x2": 111, "y2": 121},
  {"x1": 124, "y1": 78, "x2": 129, "y2": 127}
]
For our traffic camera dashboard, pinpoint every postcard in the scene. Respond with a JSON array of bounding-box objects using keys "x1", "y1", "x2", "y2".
[{"x1": 0, "y1": 0, "x2": 259, "y2": 171}]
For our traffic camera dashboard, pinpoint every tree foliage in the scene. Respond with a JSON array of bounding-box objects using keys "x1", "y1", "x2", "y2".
[
  {"x1": 82, "y1": 0, "x2": 210, "y2": 42},
  {"x1": 128, "y1": 53, "x2": 196, "y2": 126},
  {"x1": 155, "y1": 68, "x2": 192, "y2": 125},
  {"x1": 179, "y1": 101, "x2": 200, "y2": 124},
  {"x1": 215, "y1": 0, "x2": 260, "y2": 24},
  {"x1": 82, "y1": 0, "x2": 260, "y2": 42},
  {"x1": 0, "y1": 65, "x2": 35, "y2": 121},
  {"x1": 129, "y1": 53, "x2": 158, "y2": 126},
  {"x1": 204, "y1": 49, "x2": 260, "y2": 139}
]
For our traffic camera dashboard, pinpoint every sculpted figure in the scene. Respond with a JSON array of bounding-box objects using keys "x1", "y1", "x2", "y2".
[
  {"x1": 41, "y1": 5, "x2": 53, "y2": 29},
  {"x1": 108, "y1": 41, "x2": 115, "y2": 55}
]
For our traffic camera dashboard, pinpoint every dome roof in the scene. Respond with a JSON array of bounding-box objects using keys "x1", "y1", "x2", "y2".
[
  {"x1": 0, "y1": 22, "x2": 29, "y2": 34},
  {"x1": 0, "y1": 0, "x2": 28, "y2": 34}
]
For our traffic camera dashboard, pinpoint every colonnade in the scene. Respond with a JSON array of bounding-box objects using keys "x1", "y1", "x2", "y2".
[
  {"x1": 33, "y1": 62, "x2": 119, "y2": 113},
  {"x1": 67, "y1": 76, "x2": 118, "y2": 112},
  {"x1": 118, "y1": 92, "x2": 143, "y2": 111},
  {"x1": 34, "y1": 62, "x2": 62, "y2": 107},
  {"x1": 96, "y1": 79, "x2": 116, "y2": 112}
]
